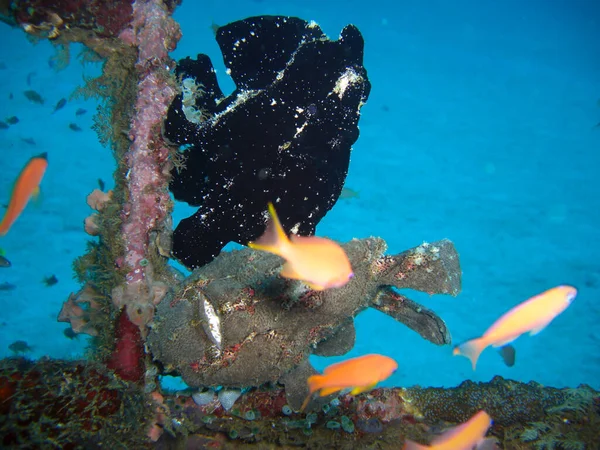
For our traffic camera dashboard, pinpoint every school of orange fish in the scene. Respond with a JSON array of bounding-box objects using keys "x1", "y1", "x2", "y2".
[{"x1": 1, "y1": 156, "x2": 577, "y2": 448}]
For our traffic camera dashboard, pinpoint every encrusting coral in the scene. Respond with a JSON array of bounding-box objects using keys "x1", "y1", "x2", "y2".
[
  {"x1": 1, "y1": 356, "x2": 598, "y2": 448},
  {"x1": 0, "y1": 358, "x2": 151, "y2": 448},
  {"x1": 147, "y1": 237, "x2": 461, "y2": 409}
]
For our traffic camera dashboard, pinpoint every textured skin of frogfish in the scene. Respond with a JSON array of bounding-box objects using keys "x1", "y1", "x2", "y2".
[{"x1": 147, "y1": 237, "x2": 461, "y2": 410}]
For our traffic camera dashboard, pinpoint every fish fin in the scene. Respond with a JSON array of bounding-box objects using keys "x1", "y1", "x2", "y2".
[
  {"x1": 453, "y1": 337, "x2": 487, "y2": 370},
  {"x1": 0, "y1": 209, "x2": 11, "y2": 235},
  {"x1": 431, "y1": 411, "x2": 491, "y2": 445},
  {"x1": 30, "y1": 186, "x2": 43, "y2": 206},
  {"x1": 529, "y1": 321, "x2": 551, "y2": 336},
  {"x1": 402, "y1": 440, "x2": 428, "y2": 450},
  {"x1": 499, "y1": 344, "x2": 516, "y2": 367},
  {"x1": 300, "y1": 394, "x2": 312, "y2": 412},
  {"x1": 209, "y1": 21, "x2": 221, "y2": 37},
  {"x1": 281, "y1": 263, "x2": 325, "y2": 291},
  {"x1": 280, "y1": 262, "x2": 302, "y2": 279},
  {"x1": 28, "y1": 185, "x2": 44, "y2": 208},
  {"x1": 247, "y1": 203, "x2": 289, "y2": 255},
  {"x1": 319, "y1": 386, "x2": 343, "y2": 397},
  {"x1": 306, "y1": 374, "x2": 325, "y2": 394},
  {"x1": 304, "y1": 281, "x2": 325, "y2": 291},
  {"x1": 491, "y1": 337, "x2": 517, "y2": 347},
  {"x1": 300, "y1": 375, "x2": 327, "y2": 412},
  {"x1": 350, "y1": 382, "x2": 377, "y2": 395}
]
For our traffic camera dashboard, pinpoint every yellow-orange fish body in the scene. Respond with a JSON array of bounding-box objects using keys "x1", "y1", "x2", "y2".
[
  {"x1": 248, "y1": 202, "x2": 353, "y2": 290},
  {"x1": 301, "y1": 354, "x2": 397, "y2": 410},
  {"x1": 453, "y1": 285, "x2": 577, "y2": 369},
  {"x1": 404, "y1": 410, "x2": 493, "y2": 450},
  {"x1": 0, "y1": 152, "x2": 48, "y2": 236}
]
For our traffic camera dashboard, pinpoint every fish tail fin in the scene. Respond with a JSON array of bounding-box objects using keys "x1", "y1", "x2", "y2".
[
  {"x1": 299, "y1": 395, "x2": 311, "y2": 412},
  {"x1": 300, "y1": 374, "x2": 326, "y2": 412},
  {"x1": 350, "y1": 382, "x2": 377, "y2": 396},
  {"x1": 403, "y1": 440, "x2": 429, "y2": 450},
  {"x1": 248, "y1": 202, "x2": 290, "y2": 255},
  {"x1": 453, "y1": 337, "x2": 487, "y2": 370}
]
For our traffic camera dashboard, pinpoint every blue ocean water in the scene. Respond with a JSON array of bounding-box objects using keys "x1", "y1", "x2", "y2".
[{"x1": 0, "y1": 0, "x2": 598, "y2": 396}]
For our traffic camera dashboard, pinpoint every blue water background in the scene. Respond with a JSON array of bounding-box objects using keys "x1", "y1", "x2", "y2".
[{"x1": 0, "y1": 0, "x2": 598, "y2": 391}]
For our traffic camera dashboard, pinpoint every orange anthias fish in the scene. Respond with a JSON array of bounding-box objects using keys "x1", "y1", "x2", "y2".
[
  {"x1": 248, "y1": 202, "x2": 353, "y2": 290},
  {"x1": 300, "y1": 354, "x2": 397, "y2": 411},
  {"x1": 0, "y1": 152, "x2": 48, "y2": 236},
  {"x1": 404, "y1": 410, "x2": 495, "y2": 450},
  {"x1": 453, "y1": 285, "x2": 577, "y2": 370}
]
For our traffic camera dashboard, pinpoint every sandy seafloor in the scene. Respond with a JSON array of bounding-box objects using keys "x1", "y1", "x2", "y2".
[{"x1": 0, "y1": 0, "x2": 598, "y2": 395}]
